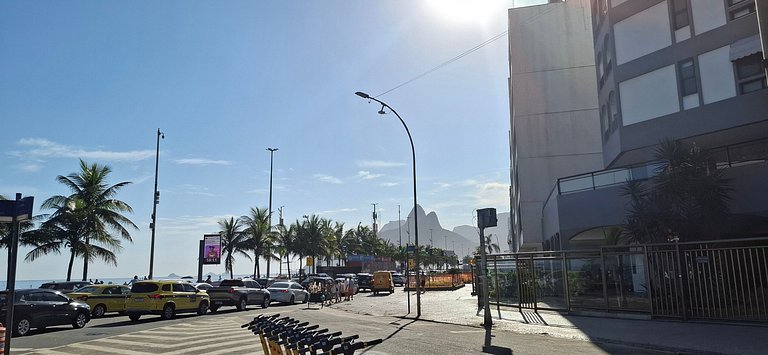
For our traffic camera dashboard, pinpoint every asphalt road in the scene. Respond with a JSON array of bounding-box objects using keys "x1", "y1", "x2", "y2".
[{"x1": 7, "y1": 294, "x2": 670, "y2": 354}]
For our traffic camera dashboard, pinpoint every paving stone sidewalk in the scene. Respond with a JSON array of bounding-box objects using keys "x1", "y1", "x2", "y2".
[{"x1": 328, "y1": 285, "x2": 766, "y2": 355}]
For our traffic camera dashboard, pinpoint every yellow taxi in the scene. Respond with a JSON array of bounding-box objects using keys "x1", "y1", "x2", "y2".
[
  {"x1": 68, "y1": 284, "x2": 131, "y2": 318},
  {"x1": 125, "y1": 280, "x2": 210, "y2": 321}
]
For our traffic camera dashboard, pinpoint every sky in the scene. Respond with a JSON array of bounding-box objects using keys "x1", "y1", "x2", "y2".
[{"x1": 0, "y1": 0, "x2": 547, "y2": 280}]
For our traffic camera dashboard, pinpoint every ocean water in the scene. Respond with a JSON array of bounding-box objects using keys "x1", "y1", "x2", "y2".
[{"x1": 1, "y1": 277, "x2": 136, "y2": 290}]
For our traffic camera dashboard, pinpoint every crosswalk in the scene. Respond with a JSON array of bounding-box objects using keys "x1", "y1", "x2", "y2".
[{"x1": 20, "y1": 319, "x2": 263, "y2": 355}]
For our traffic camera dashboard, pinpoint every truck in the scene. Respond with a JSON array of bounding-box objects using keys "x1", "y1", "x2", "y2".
[{"x1": 205, "y1": 279, "x2": 271, "y2": 312}]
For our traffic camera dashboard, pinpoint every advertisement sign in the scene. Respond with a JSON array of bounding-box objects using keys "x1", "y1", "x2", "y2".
[
  {"x1": 306, "y1": 256, "x2": 314, "y2": 266},
  {"x1": 202, "y1": 234, "x2": 221, "y2": 265}
]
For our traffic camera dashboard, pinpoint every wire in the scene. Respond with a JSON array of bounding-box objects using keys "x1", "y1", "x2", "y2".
[
  {"x1": 375, "y1": 31, "x2": 508, "y2": 98},
  {"x1": 373, "y1": 6, "x2": 559, "y2": 98}
]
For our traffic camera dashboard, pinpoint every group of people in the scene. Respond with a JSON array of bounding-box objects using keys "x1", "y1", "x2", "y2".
[{"x1": 307, "y1": 277, "x2": 355, "y2": 306}]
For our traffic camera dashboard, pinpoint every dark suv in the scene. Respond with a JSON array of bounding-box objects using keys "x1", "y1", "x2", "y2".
[
  {"x1": 356, "y1": 273, "x2": 373, "y2": 292},
  {"x1": 39, "y1": 281, "x2": 93, "y2": 294}
]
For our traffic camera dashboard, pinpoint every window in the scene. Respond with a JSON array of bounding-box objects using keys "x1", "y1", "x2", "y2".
[
  {"x1": 670, "y1": 0, "x2": 689, "y2": 30},
  {"x1": 728, "y1": 0, "x2": 755, "y2": 20},
  {"x1": 182, "y1": 284, "x2": 197, "y2": 292},
  {"x1": 735, "y1": 53, "x2": 766, "y2": 94},
  {"x1": 172, "y1": 283, "x2": 185, "y2": 292},
  {"x1": 608, "y1": 91, "x2": 618, "y2": 131},
  {"x1": 603, "y1": 35, "x2": 611, "y2": 75},
  {"x1": 597, "y1": 53, "x2": 604, "y2": 86},
  {"x1": 678, "y1": 59, "x2": 698, "y2": 96},
  {"x1": 601, "y1": 105, "x2": 608, "y2": 136},
  {"x1": 131, "y1": 283, "x2": 159, "y2": 293}
]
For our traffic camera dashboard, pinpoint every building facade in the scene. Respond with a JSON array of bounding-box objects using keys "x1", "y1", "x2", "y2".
[
  {"x1": 508, "y1": 0, "x2": 604, "y2": 252},
  {"x1": 538, "y1": 0, "x2": 768, "y2": 249}
]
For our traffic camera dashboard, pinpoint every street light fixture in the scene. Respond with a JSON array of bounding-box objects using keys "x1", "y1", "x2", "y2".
[
  {"x1": 355, "y1": 91, "x2": 422, "y2": 318},
  {"x1": 149, "y1": 128, "x2": 164, "y2": 280}
]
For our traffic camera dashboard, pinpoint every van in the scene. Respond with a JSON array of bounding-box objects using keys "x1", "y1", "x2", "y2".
[{"x1": 372, "y1": 271, "x2": 394, "y2": 295}]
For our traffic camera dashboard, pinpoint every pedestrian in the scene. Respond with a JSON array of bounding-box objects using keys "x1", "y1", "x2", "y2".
[
  {"x1": 325, "y1": 280, "x2": 335, "y2": 306},
  {"x1": 205, "y1": 275, "x2": 212, "y2": 283},
  {"x1": 421, "y1": 278, "x2": 426, "y2": 293},
  {"x1": 335, "y1": 280, "x2": 342, "y2": 303},
  {"x1": 129, "y1": 275, "x2": 138, "y2": 285},
  {"x1": 343, "y1": 278, "x2": 351, "y2": 301}
]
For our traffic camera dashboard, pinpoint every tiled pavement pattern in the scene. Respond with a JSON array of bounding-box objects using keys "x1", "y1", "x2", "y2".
[{"x1": 17, "y1": 319, "x2": 263, "y2": 355}]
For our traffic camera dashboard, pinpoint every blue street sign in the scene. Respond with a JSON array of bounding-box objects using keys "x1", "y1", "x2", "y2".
[{"x1": 406, "y1": 245, "x2": 415, "y2": 253}]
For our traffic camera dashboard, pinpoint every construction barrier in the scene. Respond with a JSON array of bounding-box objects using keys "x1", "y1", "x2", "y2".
[{"x1": 0, "y1": 322, "x2": 5, "y2": 352}]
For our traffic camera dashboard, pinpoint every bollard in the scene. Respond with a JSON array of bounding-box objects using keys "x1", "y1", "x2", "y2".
[{"x1": 0, "y1": 322, "x2": 5, "y2": 352}]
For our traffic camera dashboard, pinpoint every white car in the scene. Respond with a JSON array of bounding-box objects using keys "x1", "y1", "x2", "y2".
[{"x1": 266, "y1": 281, "x2": 309, "y2": 304}]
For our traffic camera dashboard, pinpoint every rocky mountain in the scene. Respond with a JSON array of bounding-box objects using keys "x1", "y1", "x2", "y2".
[
  {"x1": 452, "y1": 212, "x2": 511, "y2": 253},
  {"x1": 377, "y1": 205, "x2": 507, "y2": 258}
]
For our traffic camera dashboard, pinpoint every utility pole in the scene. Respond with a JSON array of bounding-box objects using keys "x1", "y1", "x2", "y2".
[
  {"x1": 266, "y1": 147, "x2": 278, "y2": 278},
  {"x1": 149, "y1": 128, "x2": 164, "y2": 280},
  {"x1": 429, "y1": 228, "x2": 433, "y2": 247},
  {"x1": 397, "y1": 205, "x2": 402, "y2": 248},
  {"x1": 371, "y1": 203, "x2": 378, "y2": 237}
]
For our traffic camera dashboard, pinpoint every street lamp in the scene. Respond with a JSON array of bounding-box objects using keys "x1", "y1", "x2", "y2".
[
  {"x1": 355, "y1": 91, "x2": 422, "y2": 318},
  {"x1": 266, "y1": 147, "x2": 278, "y2": 278},
  {"x1": 149, "y1": 128, "x2": 164, "y2": 280}
]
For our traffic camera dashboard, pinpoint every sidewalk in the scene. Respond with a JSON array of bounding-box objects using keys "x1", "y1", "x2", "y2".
[{"x1": 330, "y1": 285, "x2": 766, "y2": 355}]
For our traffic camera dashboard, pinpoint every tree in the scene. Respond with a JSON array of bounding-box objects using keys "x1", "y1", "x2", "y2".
[
  {"x1": 623, "y1": 140, "x2": 733, "y2": 243},
  {"x1": 218, "y1": 217, "x2": 251, "y2": 279},
  {"x1": 298, "y1": 215, "x2": 326, "y2": 274},
  {"x1": 26, "y1": 160, "x2": 137, "y2": 281},
  {"x1": 273, "y1": 223, "x2": 295, "y2": 278},
  {"x1": 241, "y1": 207, "x2": 273, "y2": 278}
]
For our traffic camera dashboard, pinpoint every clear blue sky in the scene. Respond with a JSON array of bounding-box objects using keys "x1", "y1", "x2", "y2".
[{"x1": 1, "y1": 0, "x2": 545, "y2": 280}]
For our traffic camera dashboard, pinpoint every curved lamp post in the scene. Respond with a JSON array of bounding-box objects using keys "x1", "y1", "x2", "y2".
[{"x1": 355, "y1": 91, "x2": 421, "y2": 318}]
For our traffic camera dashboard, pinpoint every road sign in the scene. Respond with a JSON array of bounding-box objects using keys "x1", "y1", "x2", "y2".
[
  {"x1": 406, "y1": 245, "x2": 415, "y2": 253},
  {"x1": 306, "y1": 256, "x2": 314, "y2": 266},
  {"x1": 408, "y1": 258, "x2": 414, "y2": 269},
  {"x1": 0, "y1": 196, "x2": 34, "y2": 222}
]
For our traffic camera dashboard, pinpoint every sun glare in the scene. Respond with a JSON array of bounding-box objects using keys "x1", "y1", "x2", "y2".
[{"x1": 426, "y1": 0, "x2": 502, "y2": 25}]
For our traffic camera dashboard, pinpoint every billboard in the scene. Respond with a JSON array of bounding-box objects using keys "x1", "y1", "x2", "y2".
[{"x1": 202, "y1": 234, "x2": 221, "y2": 265}]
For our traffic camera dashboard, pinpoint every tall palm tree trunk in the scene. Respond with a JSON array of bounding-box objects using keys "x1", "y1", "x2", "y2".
[
  {"x1": 82, "y1": 236, "x2": 89, "y2": 281},
  {"x1": 265, "y1": 259, "x2": 271, "y2": 278},
  {"x1": 67, "y1": 250, "x2": 76, "y2": 281},
  {"x1": 253, "y1": 251, "x2": 260, "y2": 278},
  {"x1": 286, "y1": 254, "x2": 291, "y2": 278}
]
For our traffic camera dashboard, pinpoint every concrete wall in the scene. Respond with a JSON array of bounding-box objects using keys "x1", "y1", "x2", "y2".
[
  {"x1": 508, "y1": 0, "x2": 604, "y2": 250},
  {"x1": 614, "y1": 2, "x2": 671, "y2": 65}
]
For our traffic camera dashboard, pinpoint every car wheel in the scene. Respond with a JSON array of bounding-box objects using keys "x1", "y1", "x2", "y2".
[
  {"x1": 128, "y1": 313, "x2": 141, "y2": 321},
  {"x1": 14, "y1": 317, "x2": 31, "y2": 336},
  {"x1": 92, "y1": 304, "x2": 107, "y2": 318},
  {"x1": 289, "y1": 295, "x2": 295, "y2": 305},
  {"x1": 236, "y1": 297, "x2": 247, "y2": 311},
  {"x1": 261, "y1": 297, "x2": 270, "y2": 309},
  {"x1": 160, "y1": 304, "x2": 175, "y2": 320},
  {"x1": 72, "y1": 311, "x2": 88, "y2": 329},
  {"x1": 197, "y1": 301, "x2": 209, "y2": 315}
]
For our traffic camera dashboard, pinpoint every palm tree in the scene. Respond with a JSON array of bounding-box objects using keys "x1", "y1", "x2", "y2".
[
  {"x1": 24, "y1": 198, "x2": 94, "y2": 281},
  {"x1": 623, "y1": 140, "x2": 732, "y2": 243},
  {"x1": 273, "y1": 223, "x2": 295, "y2": 277},
  {"x1": 218, "y1": 217, "x2": 251, "y2": 279},
  {"x1": 475, "y1": 233, "x2": 500, "y2": 255},
  {"x1": 241, "y1": 207, "x2": 273, "y2": 278},
  {"x1": 29, "y1": 160, "x2": 137, "y2": 280},
  {"x1": 299, "y1": 215, "x2": 326, "y2": 274}
]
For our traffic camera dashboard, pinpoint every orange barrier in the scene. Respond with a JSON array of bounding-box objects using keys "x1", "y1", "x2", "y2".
[
  {"x1": 406, "y1": 273, "x2": 470, "y2": 289},
  {"x1": 0, "y1": 322, "x2": 5, "y2": 352}
]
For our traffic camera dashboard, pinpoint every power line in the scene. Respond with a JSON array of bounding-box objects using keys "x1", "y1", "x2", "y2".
[
  {"x1": 373, "y1": 6, "x2": 559, "y2": 98},
  {"x1": 375, "y1": 31, "x2": 508, "y2": 98}
]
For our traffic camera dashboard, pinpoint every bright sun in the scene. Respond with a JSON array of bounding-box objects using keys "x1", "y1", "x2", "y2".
[{"x1": 425, "y1": 0, "x2": 503, "y2": 25}]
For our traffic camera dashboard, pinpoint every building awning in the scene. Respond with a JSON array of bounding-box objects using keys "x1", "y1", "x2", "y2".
[{"x1": 730, "y1": 34, "x2": 762, "y2": 61}]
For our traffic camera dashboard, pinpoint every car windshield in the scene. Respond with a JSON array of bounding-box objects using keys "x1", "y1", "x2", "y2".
[
  {"x1": 219, "y1": 280, "x2": 244, "y2": 287},
  {"x1": 131, "y1": 283, "x2": 159, "y2": 293},
  {"x1": 269, "y1": 282, "x2": 289, "y2": 288},
  {"x1": 74, "y1": 286, "x2": 99, "y2": 293}
]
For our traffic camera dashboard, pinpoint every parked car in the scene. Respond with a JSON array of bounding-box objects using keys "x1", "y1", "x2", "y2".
[
  {"x1": 206, "y1": 279, "x2": 270, "y2": 311},
  {"x1": 68, "y1": 284, "x2": 130, "y2": 318},
  {"x1": 356, "y1": 273, "x2": 373, "y2": 292},
  {"x1": 39, "y1": 281, "x2": 93, "y2": 294},
  {"x1": 125, "y1": 280, "x2": 210, "y2": 321},
  {"x1": 372, "y1": 271, "x2": 394, "y2": 295},
  {"x1": 254, "y1": 278, "x2": 274, "y2": 288},
  {"x1": 191, "y1": 282, "x2": 213, "y2": 291},
  {"x1": 0, "y1": 289, "x2": 90, "y2": 336},
  {"x1": 392, "y1": 273, "x2": 406, "y2": 287},
  {"x1": 266, "y1": 281, "x2": 309, "y2": 304}
]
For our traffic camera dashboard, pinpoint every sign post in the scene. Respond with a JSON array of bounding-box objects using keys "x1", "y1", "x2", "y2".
[
  {"x1": 477, "y1": 207, "x2": 497, "y2": 349},
  {"x1": 1, "y1": 193, "x2": 34, "y2": 355},
  {"x1": 198, "y1": 234, "x2": 221, "y2": 282}
]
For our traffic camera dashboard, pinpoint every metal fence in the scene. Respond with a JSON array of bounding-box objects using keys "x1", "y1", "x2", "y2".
[{"x1": 480, "y1": 238, "x2": 768, "y2": 323}]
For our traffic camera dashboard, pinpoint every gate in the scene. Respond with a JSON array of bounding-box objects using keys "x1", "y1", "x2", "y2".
[{"x1": 484, "y1": 238, "x2": 768, "y2": 323}]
